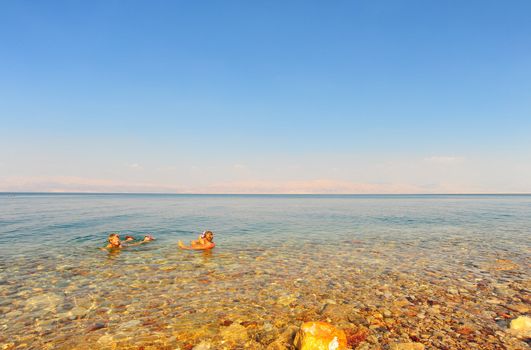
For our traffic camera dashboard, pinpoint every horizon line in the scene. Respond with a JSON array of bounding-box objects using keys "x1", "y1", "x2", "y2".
[{"x1": 1, "y1": 191, "x2": 531, "y2": 196}]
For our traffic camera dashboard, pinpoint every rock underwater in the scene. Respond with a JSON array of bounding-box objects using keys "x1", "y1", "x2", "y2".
[
  {"x1": 294, "y1": 321, "x2": 347, "y2": 350},
  {"x1": 509, "y1": 316, "x2": 531, "y2": 340}
]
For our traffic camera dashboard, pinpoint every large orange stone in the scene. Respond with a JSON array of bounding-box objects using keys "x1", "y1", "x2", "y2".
[{"x1": 294, "y1": 321, "x2": 348, "y2": 350}]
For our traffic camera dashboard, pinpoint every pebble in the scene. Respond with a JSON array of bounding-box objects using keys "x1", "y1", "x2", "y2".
[
  {"x1": 277, "y1": 295, "x2": 297, "y2": 306},
  {"x1": 505, "y1": 304, "x2": 530, "y2": 313},
  {"x1": 70, "y1": 306, "x2": 88, "y2": 318},
  {"x1": 119, "y1": 320, "x2": 141, "y2": 329},
  {"x1": 320, "y1": 303, "x2": 351, "y2": 323},
  {"x1": 447, "y1": 288, "x2": 458, "y2": 295},
  {"x1": 389, "y1": 342, "x2": 425, "y2": 350},
  {"x1": 263, "y1": 322, "x2": 274, "y2": 331},
  {"x1": 25, "y1": 293, "x2": 63, "y2": 311},
  {"x1": 97, "y1": 334, "x2": 115, "y2": 349},
  {"x1": 493, "y1": 259, "x2": 519, "y2": 271},
  {"x1": 87, "y1": 322, "x2": 106, "y2": 332},
  {"x1": 220, "y1": 323, "x2": 248, "y2": 343},
  {"x1": 192, "y1": 340, "x2": 212, "y2": 350}
]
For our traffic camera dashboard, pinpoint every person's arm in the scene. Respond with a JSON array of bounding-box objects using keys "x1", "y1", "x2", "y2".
[
  {"x1": 178, "y1": 240, "x2": 215, "y2": 250},
  {"x1": 125, "y1": 236, "x2": 154, "y2": 247}
]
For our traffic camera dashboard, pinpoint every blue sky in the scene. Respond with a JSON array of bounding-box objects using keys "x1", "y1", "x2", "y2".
[{"x1": 1, "y1": 1, "x2": 530, "y2": 193}]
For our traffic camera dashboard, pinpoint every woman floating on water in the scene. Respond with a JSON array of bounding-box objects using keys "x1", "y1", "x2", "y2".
[{"x1": 178, "y1": 230, "x2": 215, "y2": 250}]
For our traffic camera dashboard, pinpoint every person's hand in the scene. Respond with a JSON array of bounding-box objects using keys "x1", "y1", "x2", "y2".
[{"x1": 143, "y1": 234, "x2": 155, "y2": 242}]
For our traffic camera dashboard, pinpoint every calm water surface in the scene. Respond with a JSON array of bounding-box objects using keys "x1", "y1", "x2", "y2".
[{"x1": 0, "y1": 194, "x2": 530, "y2": 349}]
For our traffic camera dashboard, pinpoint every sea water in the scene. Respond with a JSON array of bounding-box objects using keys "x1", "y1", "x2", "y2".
[{"x1": 0, "y1": 194, "x2": 530, "y2": 349}]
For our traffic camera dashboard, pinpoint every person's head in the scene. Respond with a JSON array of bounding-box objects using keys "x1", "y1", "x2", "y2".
[
  {"x1": 143, "y1": 234, "x2": 155, "y2": 242},
  {"x1": 203, "y1": 231, "x2": 214, "y2": 242},
  {"x1": 108, "y1": 233, "x2": 121, "y2": 247},
  {"x1": 124, "y1": 235, "x2": 134, "y2": 241}
]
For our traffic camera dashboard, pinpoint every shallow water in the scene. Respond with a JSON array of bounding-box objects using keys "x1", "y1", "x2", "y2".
[{"x1": 0, "y1": 194, "x2": 530, "y2": 349}]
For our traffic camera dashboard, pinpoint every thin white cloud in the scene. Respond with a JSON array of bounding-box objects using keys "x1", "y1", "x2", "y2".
[
  {"x1": 424, "y1": 156, "x2": 465, "y2": 164},
  {"x1": 155, "y1": 165, "x2": 178, "y2": 172},
  {"x1": 233, "y1": 163, "x2": 247, "y2": 170},
  {"x1": 125, "y1": 163, "x2": 143, "y2": 170}
]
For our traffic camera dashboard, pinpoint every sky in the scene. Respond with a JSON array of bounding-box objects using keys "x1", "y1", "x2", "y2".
[{"x1": 1, "y1": 0, "x2": 530, "y2": 193}]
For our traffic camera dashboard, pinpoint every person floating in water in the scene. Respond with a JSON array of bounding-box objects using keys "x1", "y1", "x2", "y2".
[
  {"x1": 178, "y1": 230, "x2": 215, "y2": 250},
  {"x1": 106, "y1": 233, "x2": 123, "y2": 249},
  {"x1": 103, "y1": 233, "x2": 155, "y2": 250}
]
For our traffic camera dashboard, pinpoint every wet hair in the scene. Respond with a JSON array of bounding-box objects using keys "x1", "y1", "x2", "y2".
[
  {"x1": 204, "y1": 231, "x2": 214, "y2": 241},
  {"x1": 108, "y1": 233, "x2": 119, "y2": 242}
]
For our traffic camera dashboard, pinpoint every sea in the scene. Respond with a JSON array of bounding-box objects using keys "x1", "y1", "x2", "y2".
[{"x1": 0, "y1": 194, "x2": 529, "y2": 349}]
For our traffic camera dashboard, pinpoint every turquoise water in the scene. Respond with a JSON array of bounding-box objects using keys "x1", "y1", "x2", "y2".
[
  {"x1": 0, "y1": 194, "x2": 530, "y2": 349},
  {"x1": 2, "y1": 194, "x2": 530, "y2": 256}
]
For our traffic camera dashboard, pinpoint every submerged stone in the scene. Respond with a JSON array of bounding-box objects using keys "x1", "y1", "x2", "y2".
[
  {"x1": 294, "y1": 321, "x2": 347, "y2": 350},
  {"x1": 320, "y1": 303, "x2": 350, "y2": 323},
  {"x1": 220, "y1": 323, "x2": 248, "y2": 343},
  {"x1": 389, "y1": 342, "x2": 425, "y2": 350},
  {"x1": 119, "y1": 320, "x2": 141, "y2": 330},
  {"x1": 87, "y1": 322, "x2": 106, "y2": 332},
  {"x1": 70, "y1": 306, "x2": 88, "y2": 318},
  {"x1": 509, "y1": 316, "x2": 531, "y2": 339},
  {"x1": 493, "y1": 259, "x2": 519, "y2": 271},
  {"x1": 25, "y1": 293, "x2": 63, "y2": 312},
  {"x1": 505, "y1": 304, "x2": 530, "y2": 314},
  {"x1": 277, "y1": 294, "x2": 297, "y2": 306},
  {"x1": 192, "y1": 340, "x2": 212, "y2": 350},
  {"x1": 97, "y1": 334, "x2": 116, "y2": 349}
]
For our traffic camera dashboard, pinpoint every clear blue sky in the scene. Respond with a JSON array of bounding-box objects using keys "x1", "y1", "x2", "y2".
[{"x1": 1, "y1": 1, "x2": 530, "y2": 193}]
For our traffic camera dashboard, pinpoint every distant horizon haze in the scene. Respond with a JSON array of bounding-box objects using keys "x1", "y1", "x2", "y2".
[{"x1": 2, "y1": 192, "x2": 531, "y2": 196}]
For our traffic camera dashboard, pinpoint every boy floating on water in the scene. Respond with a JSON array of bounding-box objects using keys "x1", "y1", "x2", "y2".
[
  {"x1": 178, "y1": 230, "x2": 215, "y2": 250},
  {"x1": 103, "y1": 233, "x2": 155, "y2": 250}
]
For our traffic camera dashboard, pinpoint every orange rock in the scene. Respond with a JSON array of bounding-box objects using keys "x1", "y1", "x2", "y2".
[
  {"x1": 456, "y1": 326, "x2": 474, "y2": 335},
  {"x1": 294, "y1": 322, "x2": 348, "y2": 350},
  {"x1": 393, "y1": 299, "x2": 411, "y2": 308},
  {"x1": 405, "y1": 310, "x2": 417, "y2": 317},
  {"x1": 345, "y1": 327, "x2": 368, "y2": 348},
  {"x1": 499, "y1": 313, "x2": 512, "y2": 319}
]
